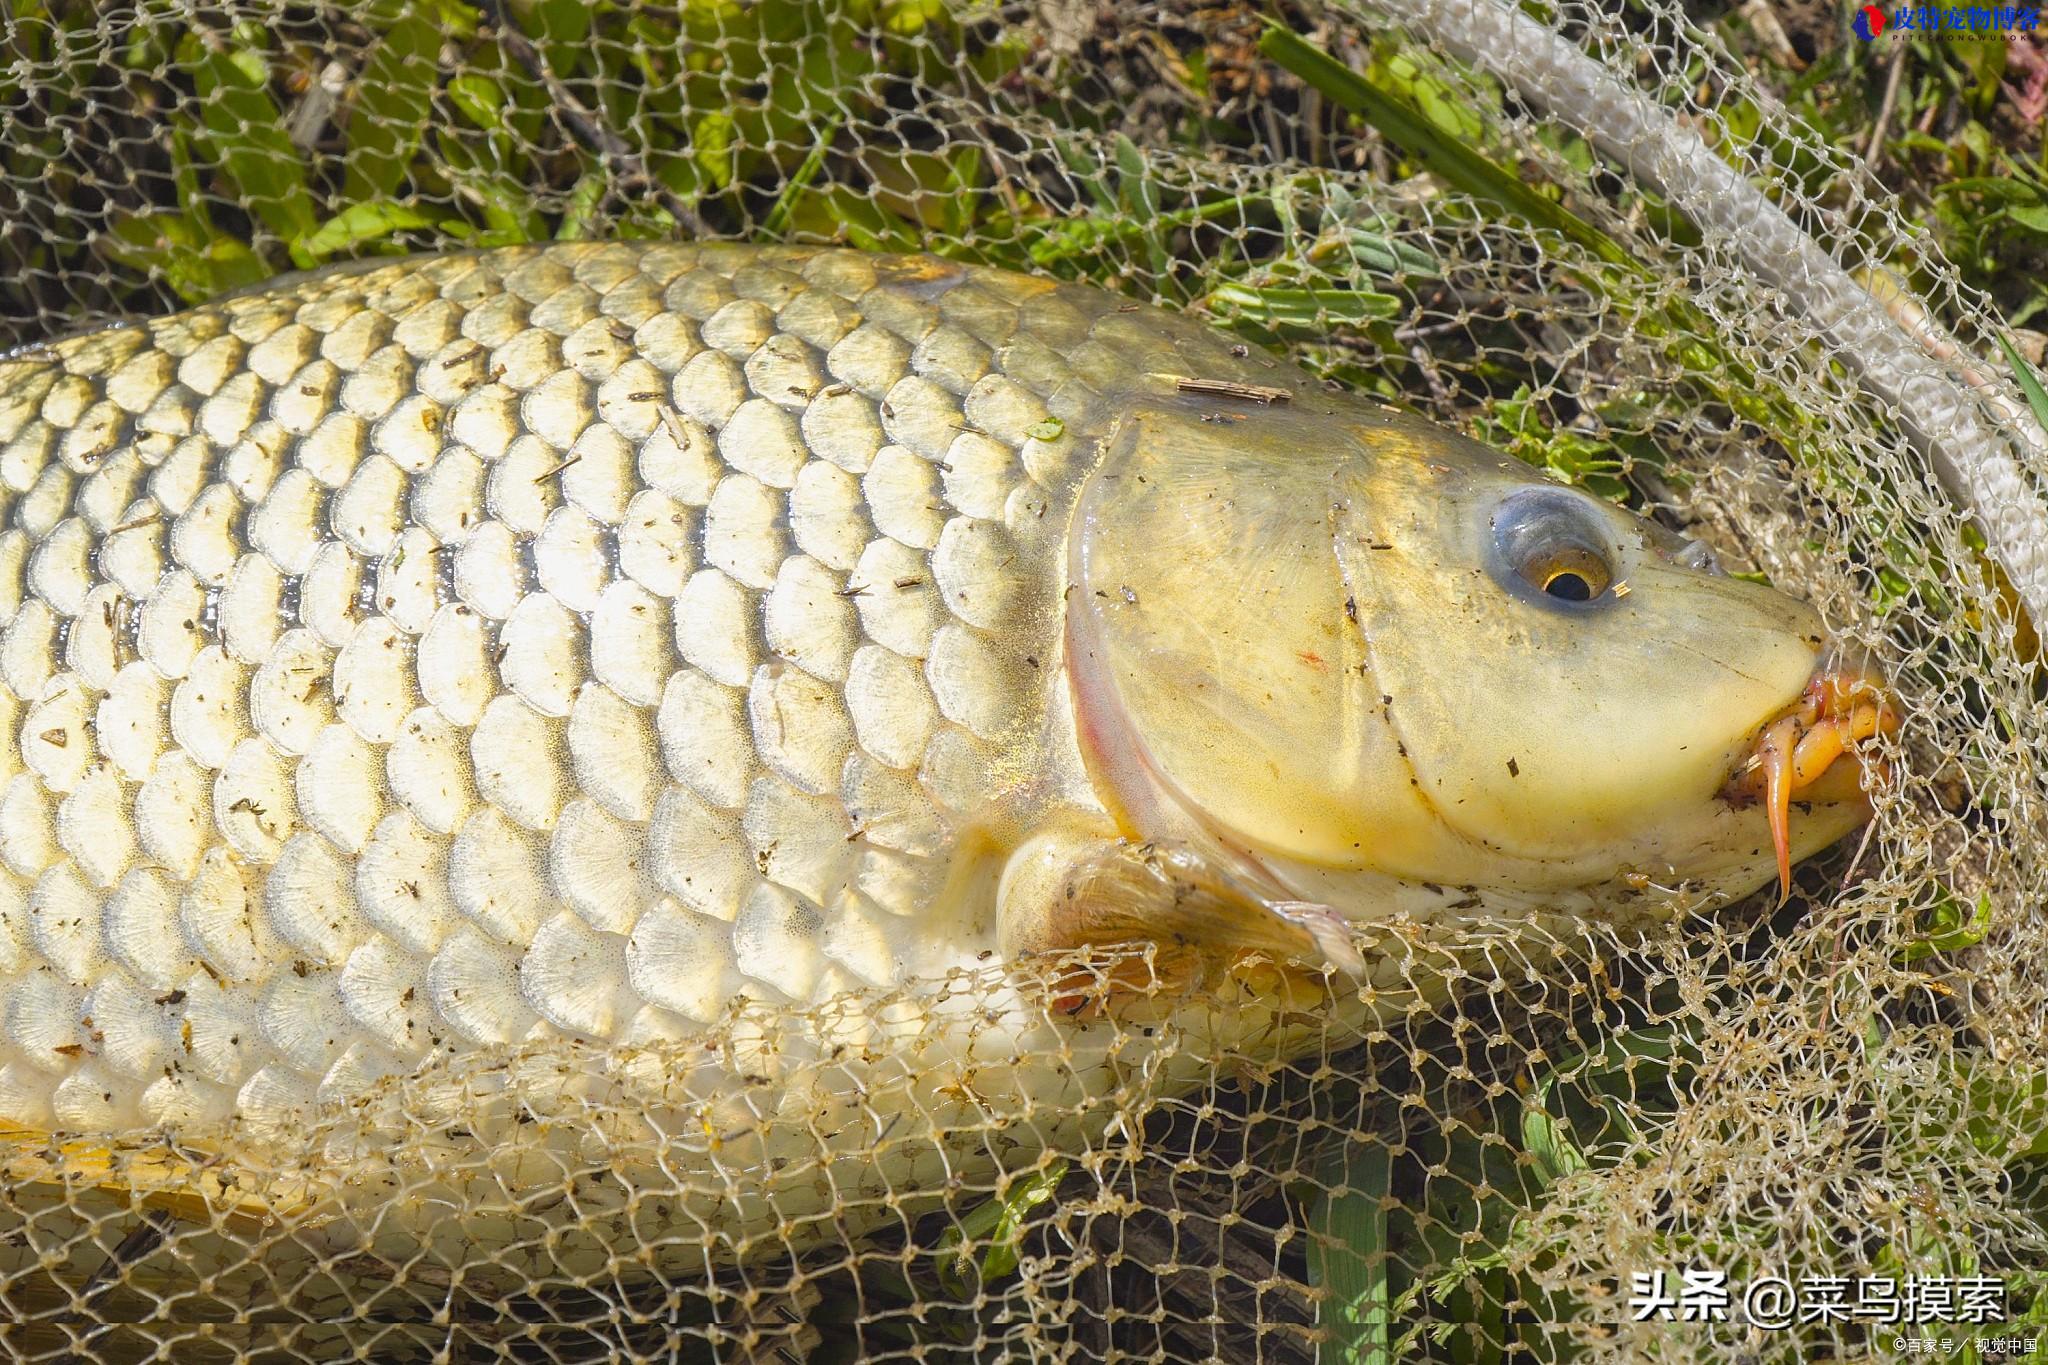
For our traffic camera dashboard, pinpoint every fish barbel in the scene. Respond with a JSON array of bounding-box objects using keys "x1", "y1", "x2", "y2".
[{"x1": 0, "y1": 243, "x2": 1882, "y2": 1271}]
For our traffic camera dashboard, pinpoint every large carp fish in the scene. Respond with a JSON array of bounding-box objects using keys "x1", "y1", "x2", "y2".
[{"x1": 0, "y1": 243, "x2": 1885, "y2": 1287}]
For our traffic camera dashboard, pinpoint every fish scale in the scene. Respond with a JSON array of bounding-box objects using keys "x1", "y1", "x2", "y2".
[{"x1": 0, "y1": 241, "x2": 1269, "y2": 1139}]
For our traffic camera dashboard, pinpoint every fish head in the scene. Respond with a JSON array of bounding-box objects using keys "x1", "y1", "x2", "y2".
[{"x1": 1064, "y1": 394, "x2": 1886, "y2": 939}]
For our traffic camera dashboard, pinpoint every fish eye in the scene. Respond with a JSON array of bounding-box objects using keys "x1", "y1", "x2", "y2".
[
  {"x1": 1530, "y1": 546, "x2": 1610, "y2": 601},
  {"x1": 1488, "y1": 488, "x2": 1619, "y2": 610}
]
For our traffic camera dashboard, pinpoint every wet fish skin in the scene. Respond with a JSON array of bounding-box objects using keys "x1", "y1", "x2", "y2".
[
  {"x1": 0, "y1": 240, "x2": 1873, "y2": 1162},
  {"x1": 0, "y1": 242, "x2": 1885, "y2": 1287},
  {"x1": 0, "y1": 242, "x2": 1291, "y2": 1137}
]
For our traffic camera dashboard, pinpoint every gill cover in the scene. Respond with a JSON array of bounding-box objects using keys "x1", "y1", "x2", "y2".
[{"x1": 1068, "y1": 401, "x2": 1452, "y2": 875}]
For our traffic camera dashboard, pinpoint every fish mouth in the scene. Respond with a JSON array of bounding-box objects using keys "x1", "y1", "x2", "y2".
[{"x1": 1720, "y1": 651, "x2": 1896, "y2": 903}]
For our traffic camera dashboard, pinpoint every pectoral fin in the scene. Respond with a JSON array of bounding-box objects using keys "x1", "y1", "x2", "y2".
[{"x1": 997, "y1": 824, "x2": 1362, "y2": 1012}]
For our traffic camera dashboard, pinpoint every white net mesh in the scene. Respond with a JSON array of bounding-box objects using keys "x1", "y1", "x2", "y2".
[{"x1": 1, "y1": 1, "x2": 2044, "y2": 1360}]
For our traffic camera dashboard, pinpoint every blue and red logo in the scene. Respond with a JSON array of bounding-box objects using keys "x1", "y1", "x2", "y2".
[{"x1": 1854, "y1": 3, "x2": 1889, "y2": 37}]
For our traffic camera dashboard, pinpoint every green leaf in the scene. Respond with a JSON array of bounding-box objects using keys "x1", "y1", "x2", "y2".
[
  {"x1": 434, "y1": 130, "x2": 545, "y2": 243},
  {"x1": 692, "y1": 111, "x2": 737, "y2": 190},
  {"x1": 182, "y1": 34, "x2": 315, "y2": 242},
  {"x1": 650, "y1": 148, "x2": 705, "y2": 203},
  {"x1": 1892, "y1": 129, "x2": 1954, "y2": 159},
  {"x1": 169, "y1": 126, "x2": 208, "y2": 231},
  {"x1": 223, "y1": 41, "x2": 266, "y2": 86},
  {"x1": 1309, "y1": 1142, "x2": 1393, "y2": 1365},
  {"x1": 1959, "y1": 119, "x2": 1995, "y2": 171},
  {"x1": 1334, "y1": 225, "x2": 1443, "y2": 279},
  {"x1": 293, "y1": 201, "x2": 442, "y2": 263},
  {"x1": 941, "y1": 144, "x2": 983, "y2": 241},
  {"x1": 555, "y1": 169, "x2": 606, "y2": 240},
  {"x1": 616, "y1": 203, "x2": 679, "y2": 240},
  {"x1": 529, "y1": 0, "x2": 595, "y2": 70},
  {"x1": 1054, "y1": 136, "x2": 1120, "y2": 215},
  {"x1": 426, "y1": 0, "x2": 481, "y2": 38},
  {"x1": 1961, "y1": 1062, "x2": 2048, "y2": 1161},
  {"x1": 121, "y1": 25, "x2": 168, "y2": 72},
  {"x1": 881, "y1": 0, "x2": 947, "y2": 37},
  {"x1": 1941, "y1": 176, "x2": 2044, "y2": 204},
  {"x1": 1025, "y1": 190, "x2": 1257, "y2": 268},
  {"x1": 779, "y1": 187, "x2": 922, "y2": 253},
  {"x1": 1958, "y1": 36, "x2": 2009, "y2": 113},
  {"x1": 1369, "y1": 48, "x2": 1486, "y2": 145},
  {"x1": 344, "y1": 12, "x2": 441, "y2": 202},
  {"x1": 933, "y1": 1160, "x2": 1066, "y2": 1294},
  {"x1": 1112, "y1": 132, "x2": 1155, "y2": 214},
  {"x1": 102, "y1": 213, "x2": 271, "y2": 304},
  {"x1": 1519, "y1": 1026, "x2": 1687, "y2": 1184},
  {"x1": 1522, "y1": 1085, "x2": 1591, "y2": 1184},
  {"x1": 1110, "y1": 131, "x2": 1168, "y2": 277},
  {"x1": 447, "y1": 73, "x2": 507, "y2": 131},
  {"x1": 188, "y1": 237, "x2": 273, "y2": 299},
  {"x1": 1900, "y1": 889, "x2": 1994, "y2": 962}
]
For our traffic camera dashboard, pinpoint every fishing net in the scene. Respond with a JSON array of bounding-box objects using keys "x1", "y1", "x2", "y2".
[{"x1": 1, "y1": 0, "x2": 2045, "y2": 1360}]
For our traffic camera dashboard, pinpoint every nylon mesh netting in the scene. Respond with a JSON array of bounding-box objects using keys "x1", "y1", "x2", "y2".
[{"x1": 0, "y1": 1, "x2": 2045, "y2": 1360}]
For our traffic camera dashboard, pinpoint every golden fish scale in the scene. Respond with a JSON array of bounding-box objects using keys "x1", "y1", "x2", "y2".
[{"x1": 0, "y1": 242, "x2": 1277, "y2": 1138}]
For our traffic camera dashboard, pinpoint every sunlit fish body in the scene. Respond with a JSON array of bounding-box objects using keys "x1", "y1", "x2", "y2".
[{"x1": 0, "y1": 244, "x2": 1880, "y2": 1270}]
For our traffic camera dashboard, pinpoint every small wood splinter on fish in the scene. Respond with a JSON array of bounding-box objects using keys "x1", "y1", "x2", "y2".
[
  {"x1": 1164, "y1": 374, "x2": 1293, "y2": 405},
  {"x1": 532, "y1": 453, "x2": 582, "y2": 483}
]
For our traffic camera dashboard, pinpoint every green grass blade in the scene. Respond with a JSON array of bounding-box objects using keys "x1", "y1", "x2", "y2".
[
  {"x1": 1258, "y1": 24, "x2": 1827, "y2": 478},
  {"x1": 1998, "y1": 333, "x2": 2048, "y2": 433},
  {"x1": 1025, "y1": 190, "x2": 1259, "y2": 267},
  {"x1": 1258, "y1": 24, "x2": 1636, "y2": 271},
  {"x1": 1309, "y1": 1141, "x2": 1393, "y2": 1365},
  {"x1": 1206, "y1": 282, "x2": 1402, "y2": 331},
  {"x1": 933, "y1": 1159, "x2": 1067, "y2": 1296},
  {"x1": 761, "y1": 113, "x2": 843, "y2": 239},
  {"x1": 1522, "y1": 1077, "x2": 1592, "y2": 1185}
]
